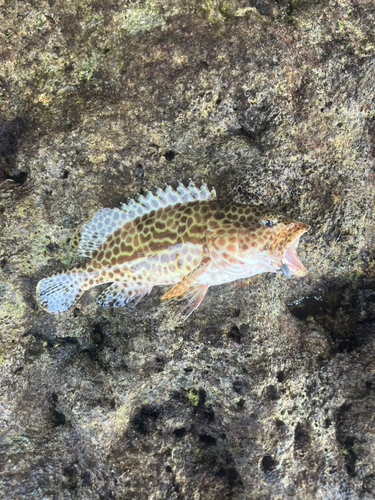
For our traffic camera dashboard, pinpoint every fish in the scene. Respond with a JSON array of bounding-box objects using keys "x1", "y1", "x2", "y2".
[{"x1": 36, "y1": 181, "x2": 310, "y2": 318}]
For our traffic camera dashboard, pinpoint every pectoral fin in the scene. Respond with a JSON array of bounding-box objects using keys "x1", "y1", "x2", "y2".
[
  {"x1": 162, "y1": 258, "x2": 210, "y2": 300},
  {"x1": 165, "y1": 284, "x2": 209, "y2": 320}
]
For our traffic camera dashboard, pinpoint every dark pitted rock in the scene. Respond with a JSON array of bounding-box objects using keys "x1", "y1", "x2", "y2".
[{"x1": 0, "y1": 0, "x2": 375, "y2": 499}]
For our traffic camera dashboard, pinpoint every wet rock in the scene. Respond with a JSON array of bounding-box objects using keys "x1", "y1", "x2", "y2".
[{"x1": 0, "y1": 0, "x2": 375, "y2": 499}]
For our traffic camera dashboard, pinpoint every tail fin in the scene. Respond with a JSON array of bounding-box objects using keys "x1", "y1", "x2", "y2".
[{"x1": 36, "y1": 272, "x2": 86, "y2": 314}]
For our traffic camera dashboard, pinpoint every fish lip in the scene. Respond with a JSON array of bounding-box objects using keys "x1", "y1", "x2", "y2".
[{"x1": 283, "y1": 224, "x2": 310, "y2": 276}]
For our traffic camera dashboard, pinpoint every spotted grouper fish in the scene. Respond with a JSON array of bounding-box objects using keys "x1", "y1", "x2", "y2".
[{"x1": 36, "y1": 181, "x2": 310, "y2": 318}]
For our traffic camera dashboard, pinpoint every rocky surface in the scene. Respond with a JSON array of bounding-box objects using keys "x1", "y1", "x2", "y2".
[{"x1": 1, "y1": 0, "x2": 375, "y2": 498}]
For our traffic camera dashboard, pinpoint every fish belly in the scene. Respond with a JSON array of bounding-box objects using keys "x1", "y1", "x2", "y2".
[
  {"x1": 194, "y1": 262, "x2": 249, "y2": 287},
  {"x1": 193, "y1": 258, "x2": 278, "y2": 287}
]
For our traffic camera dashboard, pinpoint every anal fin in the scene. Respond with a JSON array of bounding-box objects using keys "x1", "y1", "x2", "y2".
[{"x1": 97, "y1": 281, "x2": 152, "y2": 308}]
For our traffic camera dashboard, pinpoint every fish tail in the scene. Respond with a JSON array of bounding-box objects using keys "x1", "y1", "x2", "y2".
[{"x1": 36, "y1": 271, "x2": 87, "y2": 314}]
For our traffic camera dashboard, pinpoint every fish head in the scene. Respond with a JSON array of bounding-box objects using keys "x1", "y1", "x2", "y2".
[{"x1": 238, "y1": 207, "x2": 310, "y2": 276}]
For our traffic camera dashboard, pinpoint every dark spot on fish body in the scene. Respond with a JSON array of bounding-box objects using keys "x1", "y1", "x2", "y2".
[
  {"x1": 151, "y1": 230, "x2": 176, "y2": 241},
  {"x1": 189, "y1": 224, "x2": 203, "y2": 236},
  {"x1": 190, "y1": 235, "x2": 205, "y2": 246},
  {"x1": 155, "y1": 221, "x2": 165, "y2": 230},
  {"x1": 207, "y1": 219, "x2": 219, "y2": 230},
  {"x1": 92, "y1": 259, "x2": 101, "y2": 269},
  {"x1": 201, "y1": 203, "x2": 210, "y2": 214},
  {"x1": 148, "y1": 242, "x2": 162, "y2": 253},
  {"x1": 227, "y1": 212, "x2": 239, "y2": 221},
  {"x1": 165, "y1": 205, "x2": 175, "y2": 215},
  {"x1": 123, "y1": 222, "x2": 132, "y2": 232},
  {"x1": 96, "y1": 250, "x2": 104, "y2": 261}
]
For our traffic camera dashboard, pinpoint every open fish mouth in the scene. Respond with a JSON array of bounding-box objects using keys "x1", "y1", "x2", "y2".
[{"x1": 283, "y1": 229, "x2": 309, "y2": 276}]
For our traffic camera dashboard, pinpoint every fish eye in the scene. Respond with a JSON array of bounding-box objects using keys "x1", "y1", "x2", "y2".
[{"x1": 260, "y1": 217, "x2": 277, "y2": 227}]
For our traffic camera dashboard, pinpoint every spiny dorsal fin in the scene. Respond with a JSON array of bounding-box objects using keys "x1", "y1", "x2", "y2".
[
  {"x1": 120, "y1": 180, "x2": 215, "y2": 213},
  {"x1": 76, "y1": 181, "x2": 216, "y2": 258}
]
